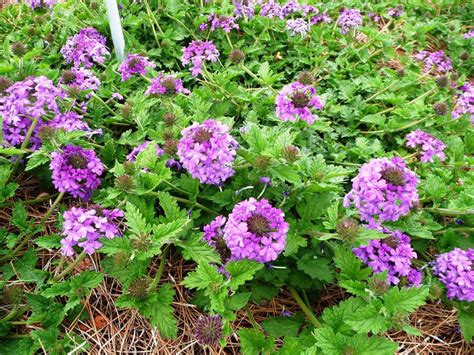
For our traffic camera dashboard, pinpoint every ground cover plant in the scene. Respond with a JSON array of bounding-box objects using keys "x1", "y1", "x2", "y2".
[{"x1": 0, "y1": 0, "x2": 473, "y2": 353}]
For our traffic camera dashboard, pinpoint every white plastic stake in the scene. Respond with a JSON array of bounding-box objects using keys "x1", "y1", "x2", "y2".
[{"x1": 104, "y1": 0, "x2": 125, "y2": 62}]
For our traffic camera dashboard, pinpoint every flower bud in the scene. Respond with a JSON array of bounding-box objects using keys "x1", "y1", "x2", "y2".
[
  {"x1": 297, "y1": 71, "x2": 315, "y2": 85},
  {"x1": 433, "y1": 102, "x2": 449, "y2": 116},
  {"x1": 282, "y1": 145, "x2": 300, "y2": 163},
  {"x1": 121, "y1": 101, "x2": 133, "y2": 119},
  {"x1": 336, "y1": 218, "x2": 360, "y2": 241},
  {"x1": 194, "y1": 315, "x2": 223, "y2": 347},
  {"x1": 38, "y1": 125, "x2": 57, "y2": 141},
  {"x1": 11, "y1": 42, "x2": 27, "y2": 57},
  {"x1": 0, "y1": 76, "x2": 13, "y2": 94},
  {"x1": 163, "y1": 139, "x2": 178, "y2": 155},
  {"x1": 435, "y1": 75, "x2": 449, "y2": 88},
  {"x1": 123, "y1": 161, "x2": 136, "y2": 175},
  {"x1": 128, "y1": 278, "x2": 149, "y2": 301},
  {"x1": 115, "y1": 175, "x2": 134, "y2": 192},
  {"x1": 2, "y1": 285, "x2": 24, "y2": 305},
  {"x1": 368, "y1": 278, "x2": 388, "y2": 296},
  {"x1": 229, "y1": 49, "x2": 245, "y2": 64},
  {"x1": 254, "y1": 155, "x2": 272, "y2": 171},
  {"x1": 163, "y1": 113, "x2": 177, "y2": 127}
]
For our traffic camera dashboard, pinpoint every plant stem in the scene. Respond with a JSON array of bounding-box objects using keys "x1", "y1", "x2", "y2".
[
  {"x1": 0, "y1": 193, "x2": 59, "y2": 208},
  {"x1": 0, "y1": 305, "x2": 18, "y2": 322},
  {"x1": 148, "y1": 245, "x2": 170, "y2": 292},
  {"x1": 361, "y1": 115, "x2": 435, "y2": 135},
  {"x1": 244, "y1": 305, "x2": 261, "y2": 331},
  {"x1": 11, "y1": 116, "x2": 39, "y2": 178},
  {"x1": 433, "y1": 227, "x2": 474, "y2": 235},
  {"x1": 423, "y1": 208, "x2": 474, "y2": 216},
  {"x1": 40, "y1": 192, "x2": 65, "y2": 224},
  {"x1": 91, "y1": 93, "x2": 117, "y2": 116},
  {"x1": 173, "y1": 196, "x2": 219, "y2": 215},
  {"x1": 288, "y1": 287, "x2": 321, "y2": 328},
  {"x1": 53, "y1": 251, "x2": 86, "y2": 282}
]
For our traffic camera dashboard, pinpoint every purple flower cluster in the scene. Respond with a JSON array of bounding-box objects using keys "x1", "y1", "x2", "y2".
[
  {"x1": 126, "y1": 141, "x2": 164, "y2": 161},
  {"x1": 200, "y1": 13, "x2": 239, "y2": 32},
  {"x1": 260, "y1": 1, "x2": 282, "y2": 18},
  {"x1": 344, "y1": 157, "x2": 419, "y2": 226},
  {"x1": 452, "y1": 83, "x2": 474, "y2": 123},
  {"x1": 61, "y1": 27, "x2": 109, "y2": 68},
  {"x1": 61, "y1": 206, "x2": 124, "y2": 256},
  {"x1": 285, "y1": 18, "x2": 309, "y2": 36},
  {"x1": 50, "y1": 145, "x2": 104, "y2": 201},
  {"x1": 203, "y1": 215, "x2": 227, "y2": 247},
  {"x1": 1, "y1": 76, "x2": 63, "y2": 149},
  {"x1": 60, "y1": 68, "x2": 100, "y2": 94},
  {"x1": 177, "y1": 119, "x2": 238, "y2": 185},
  {"x1": 118, "y1": 54, "x2": 156, "y2": 81},
  {"x1": 414, "y1": 50, "x2": 452, "y2": 73},
  {"x1": 181, "y1": 40, "x2": 220, "y2": 77},
  {"x1": 387, "y1": 6, "x2": 404, "y2": 18},
  {"x1": 433, "y1": 248, "x2": 474, "y2": 302},
  {"x1": 29, "y1": 0, "x2": 60, "y2": 9},
  {"x1": 48, "y1": 112, "x2": 91, "y2": 132},
  {"x1": 337, "y1": 8, "x2": 363, "y2": 34},
  {"x1": 406, "y1": 130, "x2": 446, "y2": 163},
  {"x1": 464, "y1": 30, "x2": 474, "y2": 39},
  {"x1": 353, "y1": 228, "x2": 421, "y2": 286},
  {"x1": 223, "y1": 198, "x2": 288, "y2": 263},
  {"x1": 311, "y1": 12, "x2": 332, "y2": 25},
  {"x1": 275, "y1": 81, "x2": 324, "y2": 125},
  {"x1": 234, "y1": 1, "x2": 255, "y2": 19},
  {"x1": 145, "y1": 74, "x2": 190, "y2": 95}
]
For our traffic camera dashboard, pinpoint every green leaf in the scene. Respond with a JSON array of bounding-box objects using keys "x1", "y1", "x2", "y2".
[
  {"x1": 182, "y1": 263, "x2": 224, "y2": 291},
  {"x1": 296, "y1": 254, "x2": 334, "y2": 282},
  {"x1": 346, "y1": 300, "x2": 391, "y2": 334},
  {"x1": 225, "y1": 259, "x2": 264, "y2": 290},
  {"x1": 321, "y1": 297, "x2": 365, "y2": 335},
  {"x1": 35, "y1": 234, "x2": 62, "y2": 249},
  {"x1": 27, "y1": 294, "x2": 66, "y2": 328},
  {"x1": 156, "y1": 191, "x2": 186, "y2": 222},
  {"x1": 383, "y1": 286, "x2": 429, "y2": 315},
  {"x1": 25, "y1": 152, "x2": 49, "y2": 171},
  {"x1": 238, "y1": 328, "x2": 275, "y2": 355},
  {"x1": 12, "y1": 203, "x2": 28, "y2": 231},
  {"x1": 262, "y1": 314, "x2": 305, "y2": 338},
  {"x1": 125, "y1": 202, "x2": 150, "y2": 235},
  {"x1": 152, "y1": 220, "x2": 186, "y2": 243},
  {"x1": 270, "y1": 165, "x2": 300, "y2": 185},
  {"x1": 225, "y1": 292, "x2": 252, "y2": 311},
  {"x1": 333, "y1": 245, "x2": 371, "y2": 281},
  {"x1": 144, "y1": 284, "x2": 178, "y2": 339},
  {"x1": 176, "y1": 233, "x2": 220, "y2": 264},
  {"x1": 457, "y1": 305, "x2": 474, "y2": 342}
]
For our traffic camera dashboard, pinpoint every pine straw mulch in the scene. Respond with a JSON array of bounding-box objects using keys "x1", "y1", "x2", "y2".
[{"x1": 1, "y1": 175, "x2": 473, "y2": 354}]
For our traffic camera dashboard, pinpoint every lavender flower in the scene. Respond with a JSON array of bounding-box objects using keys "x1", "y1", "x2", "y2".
[
  {"x1": 311, "y1": 11, "x2": 332, "y2": 25},
  {"x1": 260, "y1": 1, "x2": 282, "y2": 18},
  {"x1": 337, "y1": 8, "x2": 363, "y2": 34},
  {"x1": 452, "y1": 83, "x2": 474, "y2": 123},
  {"x1": 50, "y1": 145, "x2": 104, "y2": 201},
  {"x1": 194, "y1": 315, "x2": 223, "y2": 347},
  {"x1": 259, "y1": 176, "x2": 271, "y2": 185},
  {"x1": 406, "y1": 130, "x2": 446, "y2": 163},
  {"x1": 344, "y1": 157, "x2": 419, "y2": 226},
  {"x1": 126, "y1": 141, "x2": 164, "y2": 161},
  {"x1": 60, "y1": 68, "x2": 100, "y2": 93},
  {"x1": 48, "y1": 112, "x2": 91, "y2": 132},
  {"x1": 275, "y1": 81, "x2": 324, "y2": 125},
  {"x1": 165, "y1": 158, "x2": 182, "y2": 171},
  {"x1": 353, "y1": 228, "x2": 421, "y2": 286},
  {"x1": 286, "y1": 18, "x2": 309, "y2": 36},
  {"x1": 433, "y1": 248, "x2": 474, "y2": 302},
  {"x1": 61, "y1": 27, "x2": 109, "y2": 68},
  {"x1": 368, "y1": 12, "x2": 381, "y2": 22},
  {"x1": 387, "y1": 5, "x2": 404, "y2": 17},
  {"x1": 281, "y1": 1, "x2": 300, "y2": 17},
  {"x1": 204, "y1": 13, "x2": 239, "y2": 33},
  {"x1": 203, "y1": 215, "x2": 227, "y2": 246},
  {"x1": 414, "y1": 50, "x2": 452, "y2": 73},
  {"x1": 177, "y1": 119, "x2": 238, "y2": 185},
  {"x1": 0, "y1": 76, "x2": 63, "y2": 149},
  {"x1": 181, "y1": 40, "x2": 220, "y2": 77},
  {"x1": 223, "y1": 198, "x2": 289, "y2": 263},
  {"x1": 61, "y1": 206, "x2": 124, "y2": 256},
  {"x1": 145, "y1": 74, "x2": 190, "y2": 95},
  {"x1": 29, "y1": 0, "x2": 60, "y2": 9},
  {"x1": 234, "y1": 0, "x2": 255, "y2": 19},
  {"x1": 118, "y1": 54, "x2": 156, "y2": 81},
  {"x1": 464, "y1": 30, "x2": 474, "y2": 39}
]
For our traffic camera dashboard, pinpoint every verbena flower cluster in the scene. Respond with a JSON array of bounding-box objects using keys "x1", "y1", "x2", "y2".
[
  {"x1": 337, "y1": 8, "x2": 363, "y2": 34},
  {"x1": 344, "y1": 157, "x2": 419, "y2": 226},
  {"x1": 60, "y1": 68, "x2": 101, "y2": 93},
  {"x1": 203, "y1": 215, "x2": 227, "y2": 247},
  {"x1": 464, "y1": 30, "x2": 474, "y2": 39},
  {"x1": 387, "y1": 5, "x2": 404, "y2": 17},
  {"x1": 353, "y1": 228, "x2": 421, "y2": 286},
  {"x1": 145, "y1": 74, "x2": 190, "y2": 95},
  {"x1": 223, "y1": 198, "x2": 289, "y2": 263},
  {"x1": 1, "y1": 76, "x2": 63, "y2": 149},
  {"x1": 50, "y1": 145, "x2": 104, "y2": 201},
  {"x1": 61, "y1": 27, "x2": 109, "y2": 68},
  {"x1": 200, "y1": 13, "x2": 239, "y2": 32},
  {"x1": 61, "y1": 206, "x2": 124, "y2": 256},
  {"x1": 311, "y1": 11, "x2": 332, "y2": 25},
  {"x1": 414, "y1": 50, "x2": 452, "y2": 73},
  {"x1": 181, "y1": 40, "x2": 220, "y2": 77},
  {"x1": 118, "y1": 54, "x2": 156, "y2": 81},
  {"x1": 126, "y1": 141, "x2": 164, "y2": 161},
  {"x1": 452, "y1": 83, "x2": 474, "y2": 123},
  {"x1": 177, "y1": 119, "x2": 238, "y2": 185},
  {"x1": 275, "y1": 81, "x2": 324, "y2": 125},
  {"x1": 29, "y1": 0, "x2": 59, "y2": 9},
  {"x1": 433, "y1": 248, "x2": 474, "y2": 302},
  {"x1": 285, "y1": 18, "x2": 309, "y2": 36},
  {"x1": 406, "y1": 130, "x2": 446, "y2": 163},
  {"x1": 48, "y1": 112, "x2": 91, "y2": 132}
]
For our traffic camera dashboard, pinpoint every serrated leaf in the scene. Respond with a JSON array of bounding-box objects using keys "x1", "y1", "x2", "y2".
[
  {"x1": 225, "y1": 292, "x2": 251, "y2": 311},
  {"x1": 156, "y1": 191, "x2": 186, "y2": 222},
  {"x1": 25, "y1": 152, "x2": 49, "y2": 171},
  {"x1": 297, "y1": 254, "x2": 334, "y2": 282},
  {"x1": 238, "y1": 328, "x2": 275, "y2": 355},
  {"x1": 333, "y1": 245, "x2": 372, "y2": 281},
  {"x1": 176, "y1": 233, "x2": 220, "y2": 264},
  {"x1": 225, "y1": 259, "x2": 264, "y2": 290},
  {"x1": 383, "y1": 286, "x2": 429, "y2": 315},
  {"x1": 145, "y1": 284, "x2": 178, "y2": 339},
  {"x1": 262, "y1": 314, "x2": 305, "y2": 338},
  {"x1": 346, "y1": 301, "x2": 391, "y2": 334},
  {"x1": 12, "y1": 203, "x2": 28, "y2": 231},
  {"x1": 34, "y1": 234, "x2": 62, "y2": 249},
  {"x1": 182, "y1": 263, "x2": 224, "y2": 290},
  {"x1": 270, "y1": 165, "x2": 300, "y2": 184},
  {"x1": 457, "y1": 305, "x2": 474, "y2": 342},
  {"x1": 125, "y1": 202, "x2": 150, "y2": 235}
]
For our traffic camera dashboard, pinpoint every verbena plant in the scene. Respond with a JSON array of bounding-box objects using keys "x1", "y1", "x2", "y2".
[{"x1": 0, "y1": 0, "x2": 473, "y2": 353}]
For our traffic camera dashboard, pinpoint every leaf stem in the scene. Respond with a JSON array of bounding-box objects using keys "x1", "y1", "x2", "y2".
[
  {"x1": 53, "y1": 251, "x2": 86, "y2": 282},
  {"x1": 288, "y1": 286, "x2": 321, "y2": 328},
  {"x1": 244, "y1": 305, "x2": 262, "y2": 331},
  {"x1": 423, "y1": 208, "x2": 474, "y2": 216},
  {"x1": 148, "y1": 245, "x2": 170, "y2": 292},
  {"x1": 0, "y1": 193, "x2": 59, "y2": 208},
  {"x1": 11, "y1": 116, "x2": 39, "y2": 178},
  {"x1": 91, "y1": 93, "x2": 117, "y2": 116}
]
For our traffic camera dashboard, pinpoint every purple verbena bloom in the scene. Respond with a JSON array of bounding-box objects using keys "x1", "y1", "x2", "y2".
[
  {"x1": 203, "y1": 215, "x2": 227, "y2": 247},
  {"x1": 177, "y1": 119, "x2": 238, "y2": 185},
  {"x1": 61, "y1": 27, "x2": 109, "y2": 68},
  {"x1": 205, "y1": 13, "x2": 240, "y2": 33},
  {"x1": 60, "y1": 68, "x2": 101, "y2": 94},
  {"x1": 181, "y1": 40, "x2": 220, "y2": 77},
  {"x1": 311, "y1": 11, "x2": 332, "y2": 25},
  {"x1": 353, "y1": 227, "x2": 421, "y2": 286},
  {"x1": 464, "y1": 30, "x2": 474, "y2": 39},
  {"x1": 452, "y1": 83, "x2": 474, "y2": 123},
  {"x1": 260, "y1": 0, "x2": 282, "y2": 19},
  {"x1": 259, "y1": 176, "x2": 271, "y2": 185},
  {"x1": 223, "y1": 198, "x2": 288, "y2": 263},
  {"x1": 112, "y1": 92, "x2": 124, "y2": 101},
  {"x1": 387, "y1": 5, "x2": 404, "y2": 17},
  {"x1": 433, "y1": 248, "x2": 474, "y2": 302},
  {"x1": 166, "y1": 158, "x2": 182, "y2": 171},
  {"x1": 337, "y1": 8, "x2": 363, "y2": 34},
  {"x1": 118, "y1": 54, "x2": 156, "y2": 81},
  {"x1": 126, "y1": 141, "x2": 164, "y2": 161},
  {"x1": 414, "y1": 50, "x2": 452, "y2": 73},
  {"x1": 286, "y1": 18, "x2": 309, "y2": 36},
  {"x1": 145, "y1": 74, "x2": 190, "y2": 95},
  {"x1": 300, "y1": 5, "x2": 318, "y2": 16},
  {"x1": 233, "y1": 0, "x2": 255, "y2": 18},
  {"x1": 406, "y1": 130, "x2": 446, "y2": 163},
  {"x1": 368, "y1": 12, "x2": 381, "y2": 22},
  {"x1": 0, "y1": 76, "x2": 63, "y2": 149},
  {"x1": 29, "y1": 0, "x2": 60, "y2": 9},
  {"x1": 344, "y1": 157, "x2": 419, "y2": 226},
  {"x1": 50, "y1": 145, "x2": 104, "y2": 201},
  {"x1": 61, "y1": 206, "x2": 124, "y2": 256},
  {"x1": 48, "y1": 112, "x2": 91, "y2": 132},
  {"x1": 281, "y1": 1, "x2": 300, "y2": 17},
  {"x1": 275, "y1": 81, "x2": 324, "y2": 125}
]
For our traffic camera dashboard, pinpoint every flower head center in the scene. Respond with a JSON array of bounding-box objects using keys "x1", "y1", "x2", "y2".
[
  {"x1": 67, "y1": 153, "x2": 88, "y2": 169},
  {"x1": 381, "y1": 167, "x2": 405, "y2": 186},
  {"x1": 162, "y1": 77, "x2": 177, "y2": 94},
  {"x1": 291, "y1": 91, "x2": 310, "y2": 108},
  {"x1": 193, "y1": 128, "x2": 212, "y2": 143},
  {"x1": 247, "y1": 214, "x2": 273, "y2": 236},
  {"x1": 383, "y1": 235, "x2": 400, "y2": 248},
  {"x1": 61, "y1": 70, "x2": 76, "y2": 85},
  {"x1": 128, "y1": 57, "x2": 141, "y2": 69}
]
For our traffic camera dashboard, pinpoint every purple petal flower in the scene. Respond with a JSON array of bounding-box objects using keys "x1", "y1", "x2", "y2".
[
  {"x1": 48, "y1": 112, "x2": 91, "y2": 132},
  {"x1": 60, "y1": 68, "x2": 101, "y2": 94},
  {"x1": 60, "y1": 27, "x2": 109, "y2": 68},
  {"x1": 204, "y1": 13, "x2": 239, "y2": 33},
  {"x1": 118, "y1": 54, "x2": 156, "y2": 81},
  {"x1": 337, "y1": 8, "x2": 363, "y2": 34},
  {"x1": 181, "y1": 40, "x2": 220, "y2": 77},
  {"x1": 464, "y1": 30, "x2": 474, "y2": 39},
  {"x1": 145, "y1": 74, "x2": 190, "y2": 95},
  {"x1": 223, "y1": 198, "x2": 289, "y2": 263},
  {"x1": 452, "y1": 83, "x2": 474, "y2": 123},
  {"x1": 387, "y1": 5, "x2": 404, "y2": 18},
  {"x1": 344, "y1": 157, "x2": 419, "y2": 226},
  {"x1": 275, "y1": 81, "x2": 324, "y2": 125},
  {"x1": 177, "y1": 119, "x2": 238, "y2": 185},
  {"x1": 126, "y1": 141, "x2": 164, "y2": 161},
  {"x1": 406, "y1": 130, "x2": 446, "y2": 163},
  {"x1": 50, "y1": 145, "x2": 104, "y2": 201},
  {"x1": 286, "y1": 18, "x2": 309, "y2": 36},
  {"x1": 29, "y1": 0, "x2": 60, "y2": 9},
  {"x1": 311, "y1": 11, "x2": 332, "y2": 25},
  {"x1": 414, "y1": 50, "x2": 452, "y2": 73}
]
